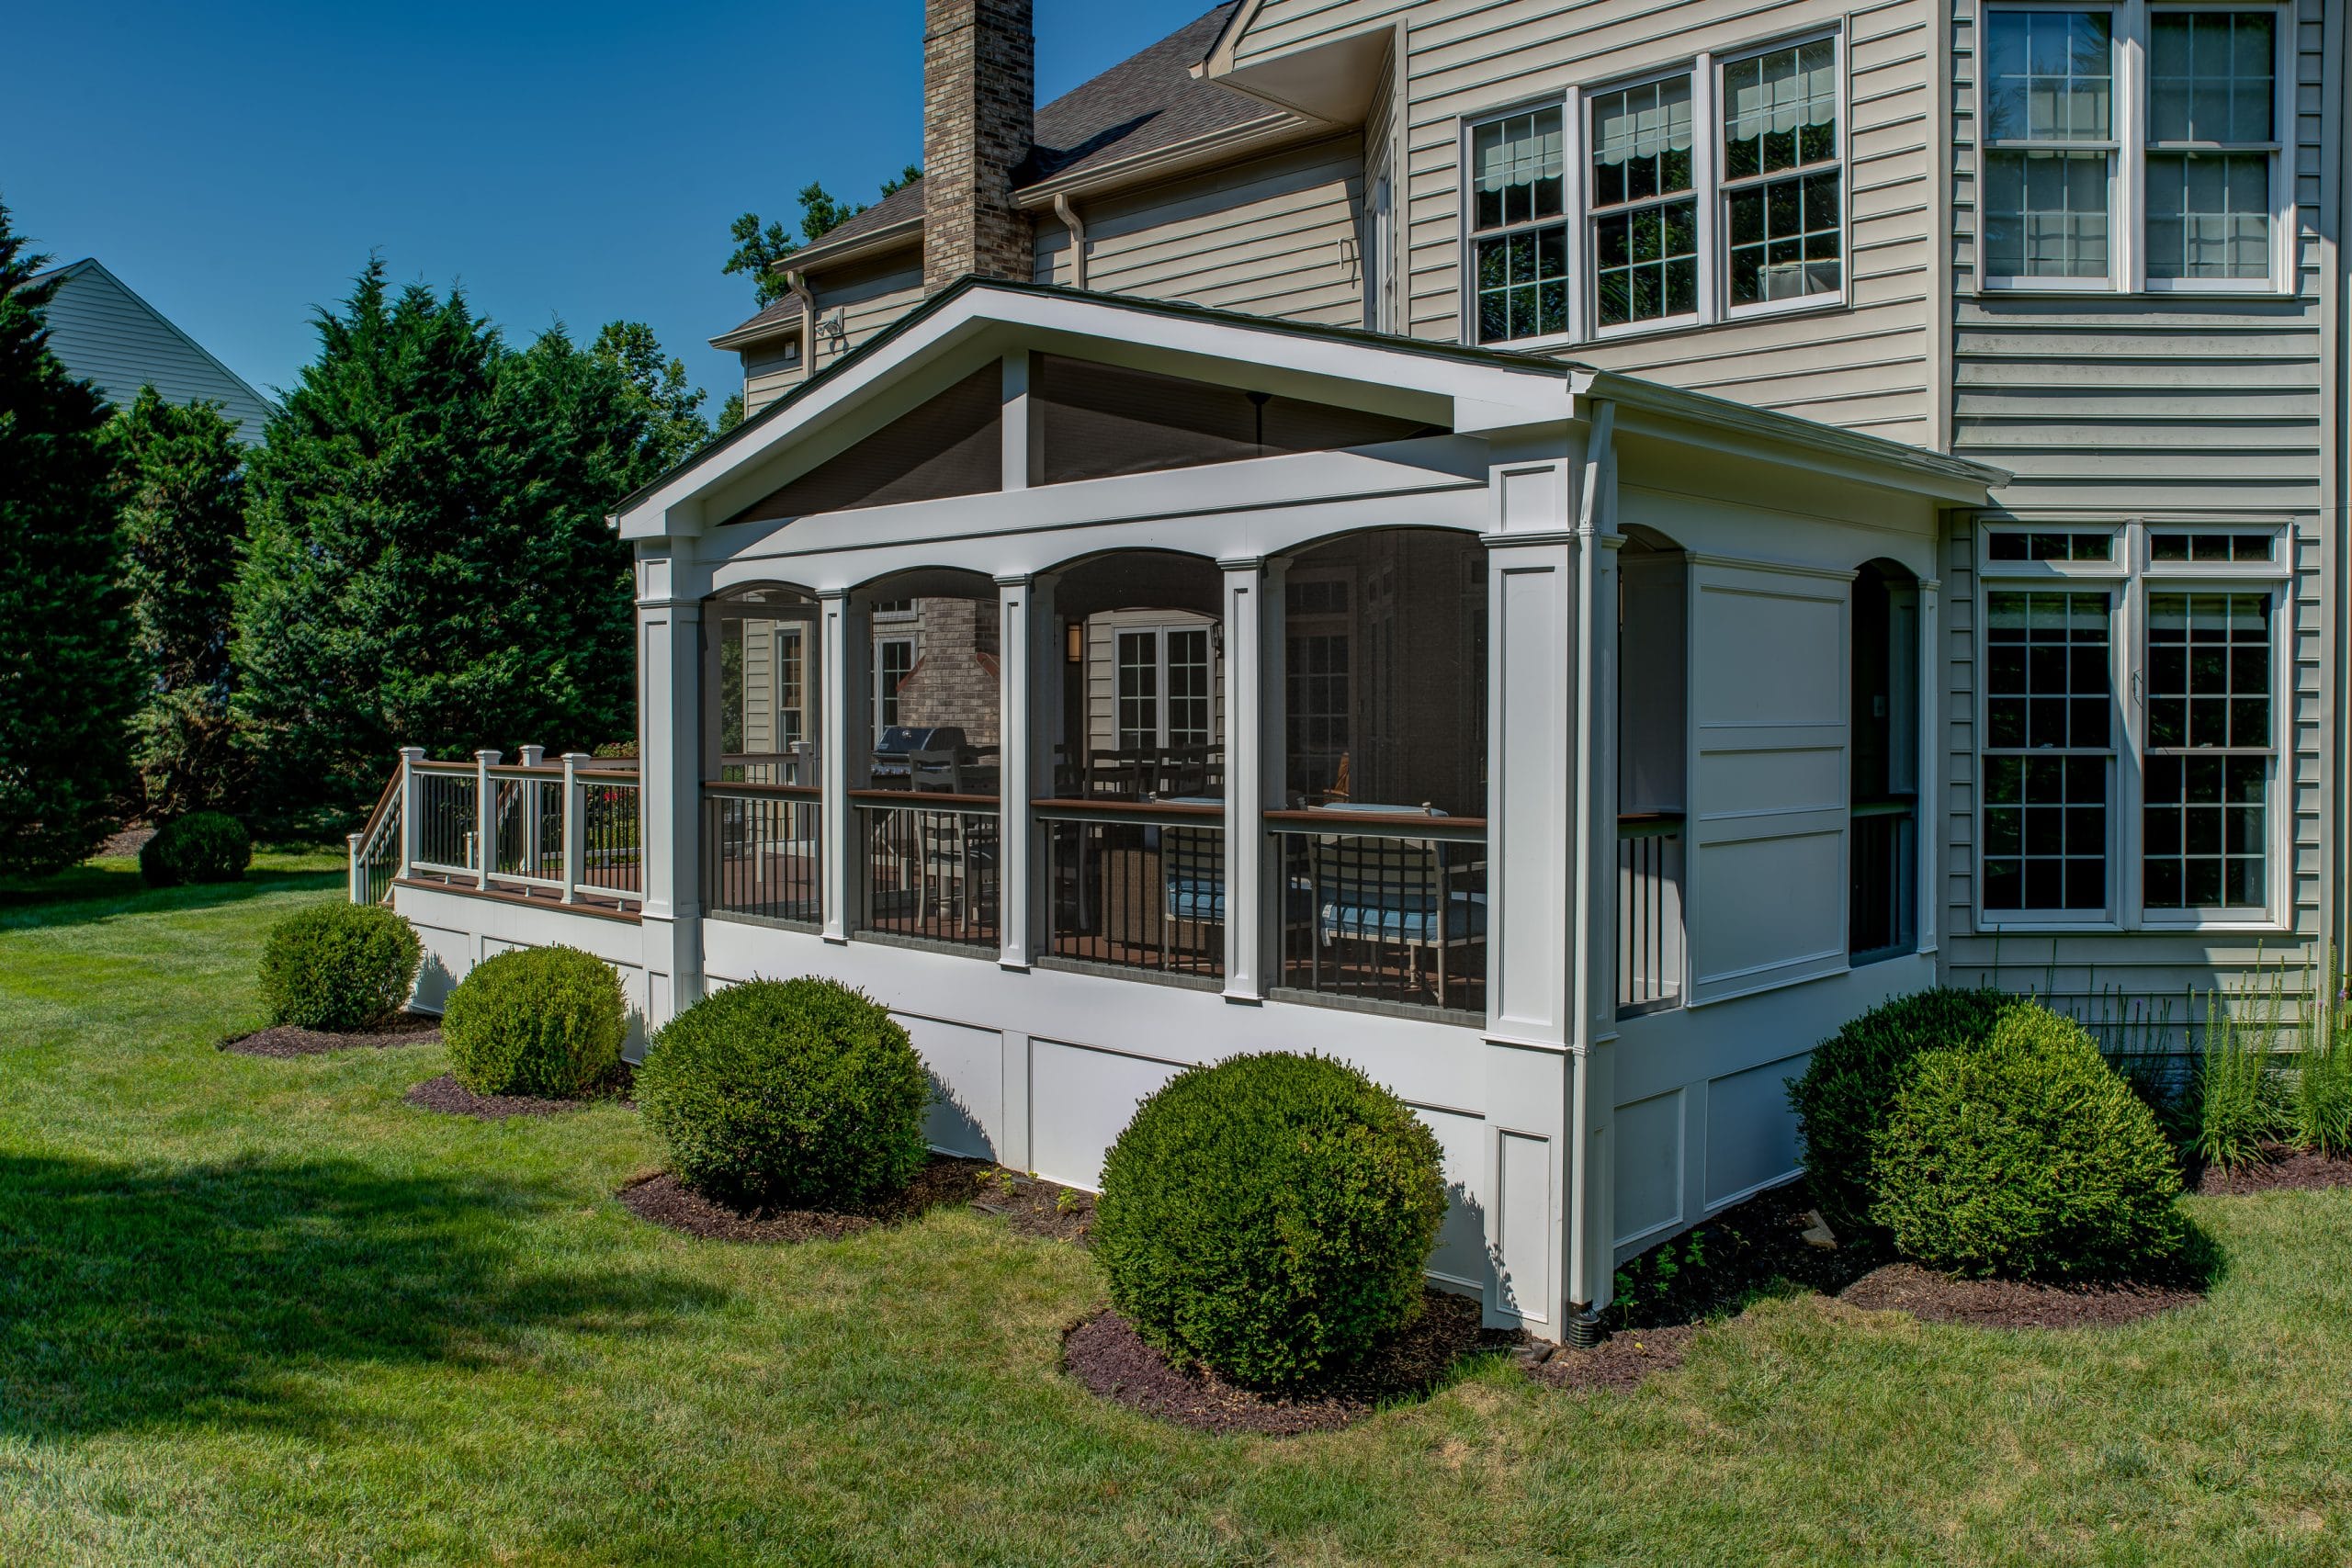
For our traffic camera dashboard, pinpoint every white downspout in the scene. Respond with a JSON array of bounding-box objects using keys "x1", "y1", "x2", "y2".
[
  {"x1": 1566, "y1": 398, "x2": 1615, "y2": 1343},
  {"x1": 1052, "y1": 194, "x2": 1088, "y2": 291}
]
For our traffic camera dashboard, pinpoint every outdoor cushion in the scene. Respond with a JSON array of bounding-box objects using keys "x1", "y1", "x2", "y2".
[{"x1": 1319, "y1": 891, "x2": 1487, "y2": 943}]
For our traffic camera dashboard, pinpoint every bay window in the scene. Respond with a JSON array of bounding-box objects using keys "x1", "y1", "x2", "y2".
[{"x1": 1979, "y1": 3, "x2": 2288, "y2": 291}]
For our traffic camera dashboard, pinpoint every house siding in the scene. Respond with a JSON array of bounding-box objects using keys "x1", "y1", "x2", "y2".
[
  {"x1": 37, "y1": 262, "x2": 277, "y2": 440},
  {"x1": 1034, "y1": 136, "x2": 1367, "y2": 327},
  {"x1": 1235, "y1": 0, "x2": 1940, "y2": 443},
  {"x1": 1937, "y1": 0, "x2": 2337, "y2": 1024}
]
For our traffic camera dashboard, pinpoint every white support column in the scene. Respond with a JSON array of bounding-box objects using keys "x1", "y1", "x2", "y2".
[
  {"x1": 819, "y1": 589, "x2": 854, "y2": 943},
  {"x1": 560, "y1": 751, "x2": 588, "y2": 905},
  {"x1": 398, "y1": 746, "x2": 424, "y2": 882},
  {"x1": 638, "y1": 550, "x2": 704, "y2": 1027},
  {"x1": 472, "y1": 749, "x2": 501, "y2": 889},
  {"x1": 1219, "y1": 557, "x2": 1274, "y2": 1002},
  {"x1": 1917, "y1": 577, "x2": 1942, "y2": 954},
  {"x1": 997, "y1": 574, "x2": 1035, "y2": 969},
  {"x1": 346, "y1": 831, "x2": 366, "y2": 904}
]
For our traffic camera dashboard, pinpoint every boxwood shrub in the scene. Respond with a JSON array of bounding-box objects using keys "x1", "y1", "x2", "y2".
[
  {"x1": 1789, "y1": 987, "x2": 2019, "y2": 1242},
  {"x1": 1871, "y1": 1004, "x2": 2187, "y2": 1280},
  {"x1": 1093, "y1": 1051, "x2": 1447, "y2": 1390},
  {"x1": 442, "y1": 946, "x2": 626, "y2": 1098},
  {"x1": 140, "y1": 812, "x2": 252, "y2": 887},
  {"x1": 256, "y1": 903, "x2": 423, "y2": 1032},
  {"x1": 635, "y1": 977, "x2": 930, "y2": 1210}
]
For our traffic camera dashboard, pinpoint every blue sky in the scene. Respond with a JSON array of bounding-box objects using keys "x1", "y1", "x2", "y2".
[{"x1": 6, "y1": 0, "x2": 1213, "y2": 415}]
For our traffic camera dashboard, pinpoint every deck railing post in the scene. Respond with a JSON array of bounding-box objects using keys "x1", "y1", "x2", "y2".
[
  {"x1": 346, "y1": 831, "x2": 366, "y2": 904},
  {"x1": 561, "y1": 751, "x2": 587, "y2": 904},
  {"x1": 473, "y1": 749, "x2": 502, "y2": 889},
  {"x1": 398, "y1": 746, "x2": 425, "y2": 885},
  {"x1": 519, "y1": 743, "x2": 547, "y2": 880}
]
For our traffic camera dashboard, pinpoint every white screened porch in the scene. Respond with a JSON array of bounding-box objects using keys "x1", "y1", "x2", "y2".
[{"x1": 378, "y1": 281, "x2": 2002, "y2": 1337}]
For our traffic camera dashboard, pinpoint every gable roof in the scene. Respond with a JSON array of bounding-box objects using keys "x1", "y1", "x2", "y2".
[
  {"x1": 716, "y1": 5, "x2": 1302, "y2": 344},
  {"x1": 648, "y1": 277, "x2": 2007, "y2": 536},
  {"x1": 27, "y1": 258, "x2": 278, "y2": 441}
]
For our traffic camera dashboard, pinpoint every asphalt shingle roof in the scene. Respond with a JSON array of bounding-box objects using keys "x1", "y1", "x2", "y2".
[{"x1": 719, "y1": 4, "x2": 1285, "y2": 343}]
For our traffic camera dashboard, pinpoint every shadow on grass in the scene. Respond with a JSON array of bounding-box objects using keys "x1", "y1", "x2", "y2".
[
  {"x1": 0, "y1": 1153, "x2": 723, "y2": 1437},
  {"x1": 0, "y1": 866, "x2": 345, "y2": 931}
]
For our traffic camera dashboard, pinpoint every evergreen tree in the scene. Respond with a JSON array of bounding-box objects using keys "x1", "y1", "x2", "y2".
[
  {"x1": 717, "y1": 391, "x2": 746, "y2": 434},
  {"x1": 592, "y1": 320, "x2": 709, "y2": 470},
  {"x1": 0, "y1": 199, "x2": 140, "y2": 874},
  {"x1": 105, "y1": 388, "x2": 249, "y2": 818},
  {"x1": 232, "y1": 263, "x2": 650, "y2": 815}
]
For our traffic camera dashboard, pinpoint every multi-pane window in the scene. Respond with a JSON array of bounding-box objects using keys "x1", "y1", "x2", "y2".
[
  {"x1": 1982, "y1": 9, "x2": 2116, "y2": 279},
  {"x1": 874, "y1": 635, "x2": 914, "y2": 731},
  {"x1": 1723, "y1": 39, "x2": 1842, "y2": 305},
  {"x1": 1983, "y1": 590, "x2": 2114, "y2": 912},
  {"x1": 2152, "y1": 530, "x2": 2275, "y2": 562},
  {"x1": 776, "y1": 626, "x2": 808, "y2": 748},
  {"x1": 1165, "y1": 628, "x2": 1214, "y2": 748},
  {"x1": 1115, "y1": 630, "x2": 1159, "y2": 749},
  {"x1": 1589, "y1": 77, "x2": 1698, "y2": 327},
  {"x1": 1988, "y1": 528, "x2": 2117, "y2": 562},
  {"x1": 1468, "y1": 107, "x2": 1569, "y2": 343},
  {"x1": 2146, "y1": 12, "x2": 2277, "y2": 281},
  {"x1": 2143, "y1": 592, "x2": 2271, "y2": 909},
  {"x1": 1116, "y1": 626, "x2": 1215, "y2": 750}
]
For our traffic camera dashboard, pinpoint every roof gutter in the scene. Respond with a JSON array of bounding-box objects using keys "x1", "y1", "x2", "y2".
[{"x1": 1012, "y1": 113, "x2": 1320, "y2": 209}]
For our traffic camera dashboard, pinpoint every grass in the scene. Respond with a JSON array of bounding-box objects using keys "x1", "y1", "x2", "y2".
[{"x1": 2, "y1": 862, "x2": 2350, "y2": 1564}]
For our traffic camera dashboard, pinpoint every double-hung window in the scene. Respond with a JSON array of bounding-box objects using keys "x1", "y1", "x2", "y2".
[
  {"x1": 1468, "y1": 107, "x2": 1569, "y2": 344},
  {"x1": 1589, "y1": 77, "x2": 1699, "y2": 328},
  {"x1": 1115, "y1": 626, "x2": 1215, "y2": 750},
  {"x1": 1722, "y1": 39, "x2": 1844, "y2": 307},
  {"x1": 1462, "y1": 31, "x2": 1846, "y2": 344},
  {"x1": 1979, "y1": 4, "x2": 2287, "y2": 291},
  {"x1": 1977, "y1": 522, "x2": 2285, "y2": 929}
]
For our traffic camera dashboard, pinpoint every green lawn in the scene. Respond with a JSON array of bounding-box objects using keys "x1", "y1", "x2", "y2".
[{"x1": 2, "y1": 861, "x2": 2348, "y2": 1566}]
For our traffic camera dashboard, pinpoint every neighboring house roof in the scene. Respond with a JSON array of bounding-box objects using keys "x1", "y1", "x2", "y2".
[
  {"x1": 716, "y1": 4, "x2": 1301, "y2": 346},
  {"x1": 26, "y1": 258, "x2": 277, "y2": 442}
]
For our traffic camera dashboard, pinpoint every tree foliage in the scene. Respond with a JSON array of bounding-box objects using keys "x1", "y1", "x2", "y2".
[
  {"x1": 0, "y1": 199, "x2": 141, "y2": 873},
  {"x1": 104, "y1": 388, "x2": 249, "y2": 817},
  {"x1": 592, "y1": 320, "x2": 710, "y2": 471},
  {"x1": 723, "y1": 166, "x2": 922, "y2": 306},
  {"x1": 232, "y1": 262, "x2": 657, "y2": 815}
]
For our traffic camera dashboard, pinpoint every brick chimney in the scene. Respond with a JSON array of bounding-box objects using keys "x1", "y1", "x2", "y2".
[{"x1": 922, "y1": 0, "x2": 1035, "y2": 294}]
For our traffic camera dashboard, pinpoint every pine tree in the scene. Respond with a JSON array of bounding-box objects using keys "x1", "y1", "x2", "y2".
[
  {"x1": 0, "y1": 200, "x2": 140, "y2": 873},
  {"x1": 592, "y1": 320, "x2": 710, "y2": 470},
  {"x1": 232, "y1": 264, "x2": 650, "y2": 816},
  {"x1": 105, "y1": 388, "x2": 249, "y2": 818}
]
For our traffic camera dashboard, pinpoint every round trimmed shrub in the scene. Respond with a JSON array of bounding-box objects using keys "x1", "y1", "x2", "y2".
[
  {"x1": 256, "y1": 903, "x2": 423, "y2": 1032},
  {"x1": 442, "y1": 946, "x2": 626, "y2": 1098},
  {"x1": 1093, "y1": 1051, "x2": 1447, "y2": 1390},
  {"x1": 1789, "y1": 987, "x2": 2019, "y2": 1242},
  {"x1": 635, "y1": 978, "x2": 930, "y2": 1210},
  {"x1": 1871, "y1": 1005, "x2": 2187, "y2": 1281},
  {"x1": 140, "y1": 812, "x2": 252, "y2": 887}
]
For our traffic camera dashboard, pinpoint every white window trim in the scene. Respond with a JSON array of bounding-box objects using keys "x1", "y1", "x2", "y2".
[
  {"x1": 1452, "y1": 23, "x2": 1853, "y2": 348},
  {"x1": 1972, "y1": 518, "x2": 2293, "y2": 934},
  {"x1": 1974, "y1": 0, "x2": 2295, "y2": 296},
  {"x1": 873, "y1": 631, "x2": 917, "y2": 733}
]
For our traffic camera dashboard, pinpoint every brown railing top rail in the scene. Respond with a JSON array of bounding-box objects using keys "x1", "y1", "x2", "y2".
[
  {"x1": 1617, "y1": 811, "x2": 1687, "y2": 835},
  {"x1": 356, "y1": 770, "x2": 401, "y2": 845},
  {"x1": 1261, "y1": 808, "x2": 1487, "y2": 842},
  {"x1": 1851, "y1": 795, "x2": 1917, "y2": 818},
  {"x1": 1031, "y1": 796, "x2": 1226, "y2": 821},
  {"x1": 847, "y1": 788, "x2": 1001, "y2": 809},
  {"x1": 704, "y1": 779, "x2": 821, "y2": 799}
]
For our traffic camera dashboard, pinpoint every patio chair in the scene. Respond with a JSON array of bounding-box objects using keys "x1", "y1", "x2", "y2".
[
  {"x1": 1307, "y1": 811, "x2": 1486, "y2": 1007},
  {"x1": 917, "y1": 810, "x2": 997, "y2": 938}
]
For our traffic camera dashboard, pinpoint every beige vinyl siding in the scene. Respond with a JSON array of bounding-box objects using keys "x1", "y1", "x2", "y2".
[
  {"x1": 799, "y1": 257, "x2": 926, "y2": 387},
  {"x1": 39, "y1": 263, "x2": 277, "y2": 440},
  {"x1": 1082, "y1": 610, "x2": 1226, "y2": 758},
  {"x1": 1936, "y1": 0, "x2": 2335, "y2": 1014},
  {"x1": 1034, "y1": 137, "x2": 1367, "y2": 327},
  {"x1": 742, "y1": 339, "x2": 806, "y2": 417},
  {"x1": 1236, "y1": 0, "x2": 1939, "y2": 442}
]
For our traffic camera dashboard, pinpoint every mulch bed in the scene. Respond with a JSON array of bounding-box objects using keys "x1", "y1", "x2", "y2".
[
  {"x1": 967, "y1": 1169, "x2": 1096, "y2": 1244},
  {"x1": 2188, "y1": 1143, "x2": 2352, "y2": 1195},
  {"x1": 98, "y1": 826, "x2": 156, "y2": 858},
  {"x1": 221, "y1": 1012, "x2": 442, "y2": 1058},
  {"x1": 403, "y1": 1068, "x2": 631, "y2": 1122},
  {"x1": 1525, "y1": 1324, "x2": 1703, "y2": 1394},
  {"x1": 1838, "y1": 1261, "x2": 2201, "y2": 1328},
  {"x1": 617, "y1": 1155, "x2": 991, "y2": 1243},
  {"x1": 1062, "y1": 1290, "x2": 1516, "y2": 1437}
]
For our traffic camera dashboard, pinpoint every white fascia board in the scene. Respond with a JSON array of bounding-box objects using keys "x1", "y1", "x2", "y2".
[
  {"x1": 616, "y1": 284, "x2": 1573, "y2": 540},
  {"x1": 1586, "y1": 369, "x2": 2009, "y2": 503},
  {"x1": 703, "y1": 439, "x2": 1493, "y2": 593}
]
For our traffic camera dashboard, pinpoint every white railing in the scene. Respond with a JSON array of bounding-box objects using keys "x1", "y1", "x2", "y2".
[{"x1": 365, "y1": 746, "x2": 644, "y2": 908}]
